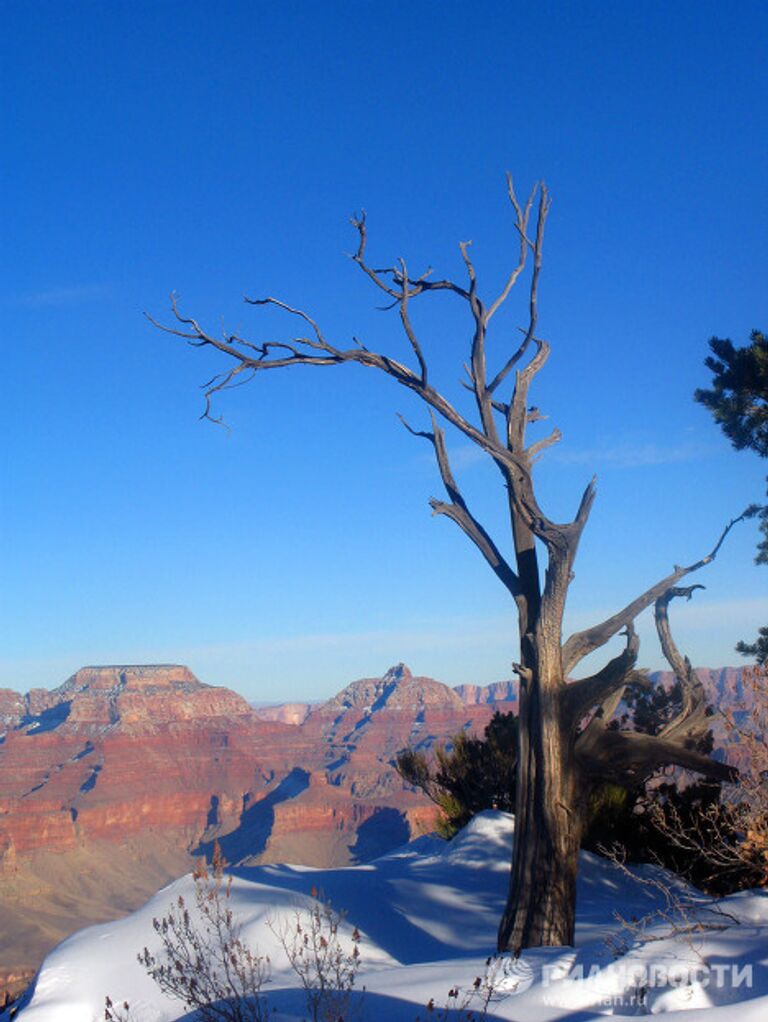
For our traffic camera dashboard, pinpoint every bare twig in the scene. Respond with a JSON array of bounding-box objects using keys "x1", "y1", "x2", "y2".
[
  {"x1": 602, "y1": 845, "x2": 740, "y2": 962},
  {"x1": 269, "y1": 888, "x2": 363, "y2": 1022}
]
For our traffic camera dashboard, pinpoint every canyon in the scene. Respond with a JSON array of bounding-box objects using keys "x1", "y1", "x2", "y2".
[
  {"x1": 0, "y1": 662, "x2": 499, "y2": 999},
  {"x1": 0, "y1": 661, "x2": 750, "y2": 1000}
]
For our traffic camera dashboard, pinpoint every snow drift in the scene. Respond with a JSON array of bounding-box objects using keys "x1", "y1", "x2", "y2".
[{"x1": 5, "y1": 811, "x2": 768, "y2": 1021}]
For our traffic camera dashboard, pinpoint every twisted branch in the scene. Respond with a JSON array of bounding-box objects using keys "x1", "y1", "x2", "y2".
[
  {"x1": 575, "y1": 586, "x2": 738, "y2": 785},
  {"x1": 565, "y1": 623, "x2": 640, "y2": 725},
  {"x1": 562, "y1": 510, "x2": 751, "y2": 674},
  {"x1": 654, "y1": 586, "x2": 712, "y2": 745}
]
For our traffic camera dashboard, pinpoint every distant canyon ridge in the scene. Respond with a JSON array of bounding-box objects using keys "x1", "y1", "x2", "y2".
[{"x1": 0, "y1": 661, "x2": 748, "y2": 999}]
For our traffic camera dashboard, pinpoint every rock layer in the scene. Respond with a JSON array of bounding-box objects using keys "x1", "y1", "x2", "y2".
[{"x1": 453, "y1": 680, "x2": 518, "y2": 705}]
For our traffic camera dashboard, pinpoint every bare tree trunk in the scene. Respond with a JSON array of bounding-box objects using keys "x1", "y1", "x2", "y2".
[{"x1": 498, "y1": 644, "x2": 584, "y2": 951}]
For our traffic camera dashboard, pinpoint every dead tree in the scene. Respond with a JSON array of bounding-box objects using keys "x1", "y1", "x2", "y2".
[{"x1": 151, "y1": 178, "x2": 743, "y2": 953}]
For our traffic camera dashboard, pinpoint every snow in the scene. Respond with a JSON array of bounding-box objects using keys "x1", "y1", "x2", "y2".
[{"x1": 5, "y1": 811, "x2": 768, "y2": 1022}]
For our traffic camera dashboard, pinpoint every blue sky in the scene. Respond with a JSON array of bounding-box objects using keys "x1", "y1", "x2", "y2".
[{"x1": 1, "y1": 1, "x2": 766, "y2": 700}]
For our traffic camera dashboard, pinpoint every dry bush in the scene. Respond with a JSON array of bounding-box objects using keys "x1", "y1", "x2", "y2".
[
  {"x1": 269, "y1": 886, "x2": 362, "y2": 1022},
  {"x1": 104, "y1": 996, "x2": 135, "y2": 1022},
  {"x1": 107, "y1": 842, "x2": 270, "y2": 1022},
  {"x1": 595, "y1": 667, "x2": 768, "y2": 963},
  {"x1": 600, "y1": 845, "x2": 741, "y2": 964},
  {"x1": 416, "y1": 955, "x2": 527, "y2": 1021},
  {"x1": 649, "y1": 664, "x2": 768, "y2": 891}
]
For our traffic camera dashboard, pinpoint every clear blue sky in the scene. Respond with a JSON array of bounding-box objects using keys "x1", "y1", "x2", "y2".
[{"x1": 1, "y1": 1, "x2": 766, "y2": 700}]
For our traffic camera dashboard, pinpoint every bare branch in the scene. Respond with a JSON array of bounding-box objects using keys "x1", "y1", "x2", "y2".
[
  {"x1": 573, "y1": 475, "x2": 598, "y2": 531},
  {"x1": 163, "y1": 284, "x2": 512, "y2": 462},
  {"x1": 576, "y1": 684, "x2": 630, "y2": 744},
  {"x1": 396, "y1": 258, "x2": 428, "y2": 385},
  {"x1": 504, "y1": 337, "x2": 553, "y2": 455},
  {"x1": 526, "y1": 427, "x2": 562, "y2": 462},
  {"x1": 350, "y1": 211, "x2": 471, "y2": 301},
  {"x1": 458, "y1": 240, "x2": 477, "y2": 289},
  {"x1": 148, "y1": 293, "x2": 347, "y2": 370},
  {"x1": 429, "y1": 498, "x2": 520, "y2": 595},
  {"x1": 350, "y1": 212, "x2": 400, "y2": 299},
  {"x1": 402, "y1": 412, "x2": 520, "y2": 597},
  {"x1": 575, "y1": 670, "x2": 650, "y2": 764},
  {"x1": 488, "y1": 185, "x2": 551, "y2": 395},
  {"x1": 565, "y1": 623, "x2": 639, "y2": 725},
  {"x1": 396, "y1": 413, "x2": 430, "y2": 440},
  {"x1": 578, "y1": 727, "x2": 738, "y2": 785},
  {"x1": 576, "y1": 586, "x2": 738, "y2": 786},
  {"x1": 244, "y1": 296, "x2": 334, "y2": 351},
  {"x1": 562, "y1": 510, "x2": 751, "y2": 674},
  {"x1": 456, "y1": 236, "x2": 501, "y2": 451},
  {"x1": 198, "y1": 364, "x2": 257, "y2": 425},
  {"x1": 487, "y1": 334, "x2": 534, "y2": 396},
  {"x1": 654, "y1": 586, "x2": 712, "y2": 744},
  {"x1": 150, "y1": 201, "x2": 579, "y2": 558},
  {"x1": 485, "y1": 176, "x2": 536, "y2": 323}
]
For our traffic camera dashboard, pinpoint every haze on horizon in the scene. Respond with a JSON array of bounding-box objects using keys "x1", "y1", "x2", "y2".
[{"x1": 1, "y1": 1, "x2": 766, "y2": 702}]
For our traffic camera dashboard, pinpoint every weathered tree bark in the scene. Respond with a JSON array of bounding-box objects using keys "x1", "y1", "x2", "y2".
[
  {"x1": 498, "y1": 659, "x2": 584, "y2": 948},
  {"x1": 152, "y1": 177, "x2": 746, "y2": 953}
]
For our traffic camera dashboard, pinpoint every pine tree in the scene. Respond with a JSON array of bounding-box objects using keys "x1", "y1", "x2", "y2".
[
  {"x1": 695, "y1": 330, "x2": 768, "y2": 663},
  {"x1": 396, "y1": 711, "x2": 518, "y2": 837}
]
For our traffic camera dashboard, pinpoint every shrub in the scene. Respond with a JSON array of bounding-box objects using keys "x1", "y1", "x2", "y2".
[
  {"x1": 107, "y1": 842, "x2": 270, "y2": 1022},
  {"x1": 396, "y1": 711, "x2": 518, "y2": 837},
  {"x1": 269, "y1": 886, "x2": 363, "y2": 1022}
]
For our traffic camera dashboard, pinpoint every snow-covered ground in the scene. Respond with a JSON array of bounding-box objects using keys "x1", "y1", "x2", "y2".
[{"x1": 4, "y1": 812, "x2": 768, "y2": 1021}]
